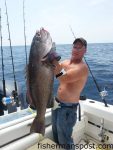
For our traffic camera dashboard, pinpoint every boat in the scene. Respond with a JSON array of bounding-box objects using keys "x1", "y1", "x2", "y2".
[{"x1": 0, "y1": 98, "x2": 113, "y2": 150}]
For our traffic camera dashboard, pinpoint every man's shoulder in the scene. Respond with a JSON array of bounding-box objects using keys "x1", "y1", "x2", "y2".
[
  {"x1": 72, "y1": 62, "x2": 88, "y2": 76},
  {"x1": 82, "y1": 62, "x2": 88, "y2": 71},
  {"x1": 78, "y1": 62, "x2": 88, "y2": 71},
  {"x1": 80, "y1": 62, "x2": 88, "y2": 76}
]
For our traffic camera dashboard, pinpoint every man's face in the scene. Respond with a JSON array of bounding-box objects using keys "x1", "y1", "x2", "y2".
[{"x1": 71, "y1": 41, "x2": 86, "y2": 60}]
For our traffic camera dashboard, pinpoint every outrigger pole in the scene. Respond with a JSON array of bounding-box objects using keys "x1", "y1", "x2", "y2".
[
  {"x1": 23, "y1": 0, "x2": 27, "y2": 65},
  {"x1": 69, "y1": 25, "x2": 108, "y2": 107},
  {"x1": 5, "y1": 0, "x2": 19, "y2": 107},
  {"x1": 0, "y1": 8, "x2": 6, "y2": 97}
]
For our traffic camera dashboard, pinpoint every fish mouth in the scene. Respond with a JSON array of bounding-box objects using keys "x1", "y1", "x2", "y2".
[
  {"x1": 35, "y1": 28, "x2": 50, "y2": 42},
  {"x1": 32, "y1": 27, "x2": 53, "y2": 59}
]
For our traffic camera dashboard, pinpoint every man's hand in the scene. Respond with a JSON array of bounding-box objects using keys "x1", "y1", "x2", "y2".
[
  {"x1": 48, "y1": 50, "x2": 61, "y2": 63},
  {"x1": 52, "y1": 60, "x2": 62, "y2": 75},
  {"x1": 41, "y1": 50, "x2": 61, "y2": 66}
]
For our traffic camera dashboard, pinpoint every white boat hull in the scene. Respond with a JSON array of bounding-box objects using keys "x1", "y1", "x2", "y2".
[{"x1": 0, "y1": 99, "x2": 113, "y2": 150}]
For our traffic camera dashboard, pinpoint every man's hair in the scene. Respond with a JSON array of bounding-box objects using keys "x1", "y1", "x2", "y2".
[{"x1": 73, "y1": 38, "x2": 87, "y2": 48}]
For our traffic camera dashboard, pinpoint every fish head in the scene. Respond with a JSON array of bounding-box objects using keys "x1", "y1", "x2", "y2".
[
  {"x1": 30, "y1": 28, "x2": 56, "y2": 67},
  {"x1": 33, "y1": 28, "x2": 52, "y2": 56}
]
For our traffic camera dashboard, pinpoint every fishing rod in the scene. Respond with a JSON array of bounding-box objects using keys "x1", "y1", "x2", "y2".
[
  {"x1": 69, "y1": 25, "x2": 108, "y2": 107},
  {"x1": 5, "y1": 0, "x2": 19, "y2": 107},
  {"x1": 23, "y1": 0, "x2": 27, "y2": 65},
  {"x1": 0, "y1": 8, "x2": 6, "y2": 97}
]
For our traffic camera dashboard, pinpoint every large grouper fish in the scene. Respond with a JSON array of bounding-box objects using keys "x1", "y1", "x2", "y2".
[{"x1": 27, "y1": 28, "x2": 59, "y2": 135}]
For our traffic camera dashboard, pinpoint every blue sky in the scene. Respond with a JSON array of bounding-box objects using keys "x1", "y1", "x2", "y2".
[{"x1": 0, "y1": 0, "x2": 113, "y2": 46}]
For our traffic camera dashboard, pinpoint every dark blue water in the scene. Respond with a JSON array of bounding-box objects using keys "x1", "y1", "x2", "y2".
[{"x1": 0, "y1": 43, "x2": 113, "y2": 106}]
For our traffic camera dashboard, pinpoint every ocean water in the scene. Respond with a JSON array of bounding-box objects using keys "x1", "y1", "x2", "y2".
[{"x1": 0, "y1": 43, "x2": 113, "y2": 107}]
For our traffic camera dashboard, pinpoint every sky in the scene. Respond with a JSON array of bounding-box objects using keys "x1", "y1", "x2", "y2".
[{"x1": 0, "y1": 0, "x2": 113, "y2": 46}]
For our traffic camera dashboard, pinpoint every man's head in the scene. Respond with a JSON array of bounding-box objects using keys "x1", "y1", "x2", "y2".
[
  {"x1": 71, "y1": 38, "x2": 87, "y2": 63},
  {"x1": 73, "y1": 38, "x2": 87, "y2": 48}
]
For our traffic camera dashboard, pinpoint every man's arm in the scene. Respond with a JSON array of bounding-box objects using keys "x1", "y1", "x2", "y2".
[
  {"x1": 58, "y1": 66, "x2": 88, "y2": 83},
  {"x1": 53, "y1": 60, "x2": 88, "y2": 83}
]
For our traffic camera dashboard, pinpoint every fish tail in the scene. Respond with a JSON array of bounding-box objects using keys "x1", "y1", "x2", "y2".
[{"x1": 30, "y1": 117, "x2": 45, "y2": 135}]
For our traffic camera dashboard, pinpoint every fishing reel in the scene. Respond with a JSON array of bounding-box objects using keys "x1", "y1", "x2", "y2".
[
  {"x1": 2, "y1": 90, "x2": 18, "y2": 106},
  {"x1": 100, "y1": 87, "x2": 108, "y2": 99},
  {"x1": 2, "y1": 95, "x2": 18, "y2": 114},
  {"x1": 2, "y1": 96, "x2": 15, "y2": 106},
  {"x1": 100, "y1": 87, "x2": 108, "y2": 107}
]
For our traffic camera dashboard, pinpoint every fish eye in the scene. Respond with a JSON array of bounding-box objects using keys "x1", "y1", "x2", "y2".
[
  {"x1": 35, "y1": 31, "x2": 41, "y2": 40},
  {"x1": 36, "y1": 31, "x2": 41, "y2": 36}
]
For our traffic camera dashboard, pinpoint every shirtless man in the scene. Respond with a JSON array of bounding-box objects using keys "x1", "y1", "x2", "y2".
[{"x1": 52, "y1": 38, "x2": 88, "y2": 150}]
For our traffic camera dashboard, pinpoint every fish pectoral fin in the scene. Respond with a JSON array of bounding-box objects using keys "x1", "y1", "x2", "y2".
[
  {"x1": 41, "y1": 57, "x2": 48, "y2": 63},
  {"x1": 41, "y1": 53, "x2": 49, "y2": 64}
]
